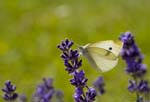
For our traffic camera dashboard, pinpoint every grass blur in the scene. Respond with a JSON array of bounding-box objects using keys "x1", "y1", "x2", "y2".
[{"x1": 0, "y1": 0, "x2": 150, "y2": 101}]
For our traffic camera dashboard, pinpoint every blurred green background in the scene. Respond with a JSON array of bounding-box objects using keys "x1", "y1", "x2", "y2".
[{"x1": 0, "y1": 0, "x2": 150, "y2": 101}]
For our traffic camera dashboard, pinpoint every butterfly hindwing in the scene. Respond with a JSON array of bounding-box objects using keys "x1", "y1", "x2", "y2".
[{"x1": 89, "y1": 52, "x2": 118, "y2": 72}]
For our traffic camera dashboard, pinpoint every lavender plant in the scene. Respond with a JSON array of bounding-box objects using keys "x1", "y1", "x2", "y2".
[
  {"x1": 33, "y1": 78, "x2": 55, "y2": 102},
  {"x1": 58, "y1": 39, "x2": 97, "y2": 102},
  {"x1": 2, "y1": 80, "x2": 18, "y2": 101},
  {"x1": 120, "y1": 32, "x2": 150, "y2": 102},
  {"x1": 33, "y1": 78, "x2": 64, "y2": 102},
  {"x1": 93, "y1": 76, "x2": 105, "y2": 96}
]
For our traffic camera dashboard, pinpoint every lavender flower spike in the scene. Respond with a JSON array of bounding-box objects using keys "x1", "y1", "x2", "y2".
[
  {"x1": 58, "y1": 39, "x2": 97, "y2": 102},
  {"x1": 120, "y1": 32, "x2": 150, "y2": 102},
  {"x1": 93, "y1": 76, "x2": 105, "y2": 95},
  {"x1": 85, "y1": 87, "x2": 97, "y2": 101},
  {"x1": 2, "y1": 80, "x2": 18, "y2": 101},
  {"x1": 33, "y1": 78, "x2": 55, "y2": 102},
  {"x1": 119, "y1": 32, "x2": 147, "y2": 77},
  {"x1": 58, "y1": 39, "x2": 82, "y2": 74}
]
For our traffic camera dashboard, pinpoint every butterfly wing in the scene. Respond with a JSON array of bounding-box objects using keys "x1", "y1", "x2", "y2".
[
  {"x1": 88, "y1": 40, "x2": 123, "y2": 57},
  {"x1": 83, "y1": 47, "x2": 118, "y2": 72},
  {"x1": 87, "y1": 47, "x2": 117, "y2": 60},
  {"x1": 79, "y1": 40, "x2": 123, "y2": 72}
]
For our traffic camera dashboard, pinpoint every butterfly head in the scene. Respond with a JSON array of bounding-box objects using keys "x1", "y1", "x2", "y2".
[{"x1": 78, "y1": 44, "x2": 90, "y2": 55}]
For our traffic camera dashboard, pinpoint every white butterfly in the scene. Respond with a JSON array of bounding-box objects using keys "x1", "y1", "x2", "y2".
[{"x1": 78, "y1": 40, "x2": 123, "y2": 72}]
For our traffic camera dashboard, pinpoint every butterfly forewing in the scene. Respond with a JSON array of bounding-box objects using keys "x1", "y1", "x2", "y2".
[
  {"x1": 88, "y1": 40, "x2": 123, "y2": 56},
  {"x1": 87, "y1": 47, "x2": 117, "y2": 60}
]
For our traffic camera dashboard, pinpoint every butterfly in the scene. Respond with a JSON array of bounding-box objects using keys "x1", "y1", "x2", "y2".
[{"x1": 78, "y1": 40, "x2": 123, "y2": 72}]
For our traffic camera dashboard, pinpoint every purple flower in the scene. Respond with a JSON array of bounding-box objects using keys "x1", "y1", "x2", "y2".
[
  {"x1": 138, "y1": 80, "x2": 150, "y2": 93},
  {"x1": 120, "y1": 32, "x2": 146, "y2": 77},
  {"x1": 70, "y1": 70, "x2": 88, "y2": 88},
  {"x1": 57, "y1": 39, "x2": 73, "y2": 51},
  {"x1": 74, "y1": 88, "x2": 84, "y2": 102},
  {"x1": 120, "y1": 32, "x2": 150, "y2": 102},
  {"x1": 85, "y1": 87, "x2": 97, "y2": 102},
  {"x1": 74, "y1": 87, "x2": 96, "y2": 102},
  {"x1": 128, "y1": 80, "x2": 150, "y2": 93},
  {"x1": 34, "y1": 78, "x2": 55, "y2": 102},
  {"x1": 2, "y1": 80, "x2": 18, "y2": 101},
  {"x1": 58, "y1": 39, "x2": 82, "y2": 74},
  {"x1": 128, "y1": 80, "x2": 137, "y2": 92},
  {"x1": 93, "y1": 77, "x2": 105, "y2": 95},
  {"x1": 126, "y1": 62, "x2": 146, "y2": 77},
  {"x1": 58, "y1": 39, "x2": 97, "y2": 102}
]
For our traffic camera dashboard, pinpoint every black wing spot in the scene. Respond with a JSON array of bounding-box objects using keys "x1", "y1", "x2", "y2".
[{"x1": 109, "y1": 47, "x2": 112, "y2": 50}]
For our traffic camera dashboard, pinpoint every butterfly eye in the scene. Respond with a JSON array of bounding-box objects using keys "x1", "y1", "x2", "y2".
[{"x1": 109, "y1": 47, "x2": 112, "y2": 50}]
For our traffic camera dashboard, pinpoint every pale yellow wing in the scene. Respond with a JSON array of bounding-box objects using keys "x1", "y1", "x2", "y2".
[
  {"x1": 88, "y1": 40, "x2": 123, "y2": 57},
  {"x1": 88, "y1": 51, "x2": 118, "y2": 72},
  {"x1": 83, "y1": 47, "x2": 118, "y2": 72},
  {"x1": 86, "y1": 47, "x2": 117, "y2": 60},
  {"x1": 79, "y1": 40, "x2": 123, "y2": 72}
]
